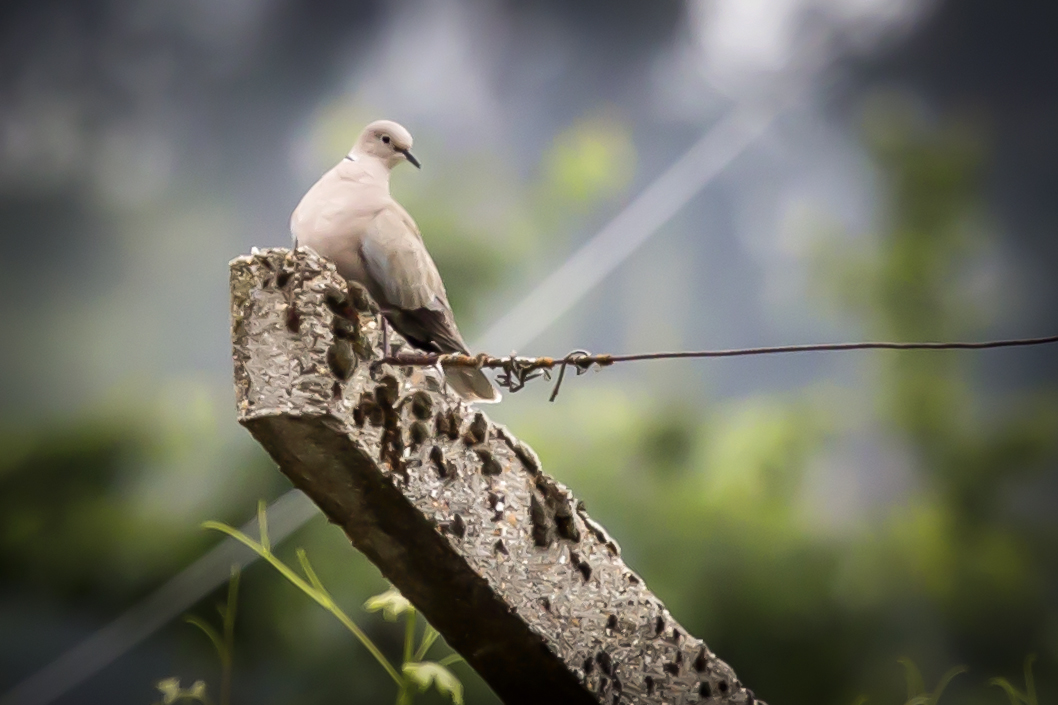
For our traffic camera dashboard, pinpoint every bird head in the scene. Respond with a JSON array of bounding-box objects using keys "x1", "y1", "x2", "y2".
[{"x1": 354, "y1": 120, "x2": 421, "y2": 170}]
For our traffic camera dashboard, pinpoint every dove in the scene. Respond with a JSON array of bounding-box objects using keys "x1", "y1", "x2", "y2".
[{"x1": 291, "y1": 119, "x2": 501, "y2": 403}]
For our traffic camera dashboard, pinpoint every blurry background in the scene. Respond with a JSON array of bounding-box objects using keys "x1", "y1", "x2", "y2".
[{"x1": 1, "y1": 0, "x2": 1057, "y2": 703}]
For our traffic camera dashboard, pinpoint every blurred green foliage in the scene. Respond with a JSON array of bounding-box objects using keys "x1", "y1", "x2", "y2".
[
  {"x1": 1, "y1": 413, "x2": 217, "y2": 606},
  {"x1": 539, "y1": 113, "x2": 636, "y2": 212},
  {"x1": 1, "y1": 105, "x2": 1056, "y2": 705},
  {"x1": 512, "y1": 103, "x2": 1058, "y2": 704}
]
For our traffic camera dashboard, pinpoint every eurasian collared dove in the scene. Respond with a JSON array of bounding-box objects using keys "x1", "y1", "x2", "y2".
[{"x1": 291, "y1": 119, "x2": 500, "y2": 403}]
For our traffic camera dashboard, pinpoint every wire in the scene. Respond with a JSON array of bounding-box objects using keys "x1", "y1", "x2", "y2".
[
  {"x1": 384, "y1": 334, "x2": 1058, "y2": 400},
  {"x1": 605, "y1": 334, "x2": 1058, "y2": 360},
  {"x1": 388, "y1": 334, "x2": 1058, "y2": 367}
]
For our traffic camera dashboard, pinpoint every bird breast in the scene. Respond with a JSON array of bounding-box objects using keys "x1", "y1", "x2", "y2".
[{"x1": 291, "y1": 171, "x2": 386, "y2": 297}]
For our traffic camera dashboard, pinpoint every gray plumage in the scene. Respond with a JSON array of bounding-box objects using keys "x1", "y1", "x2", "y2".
[{"x1": 291, "y1": 119, "x2": 500, "y2": 403}]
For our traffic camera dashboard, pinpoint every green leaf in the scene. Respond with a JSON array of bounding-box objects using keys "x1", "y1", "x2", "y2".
[
  {"x1": 988, "y1": 677, "x2": 1025, "y2": 705},
  {"x1": 989, "y1": 658, "x2": 1036, "y2": 705},
  {"x1": 156, "y1": 678, "x2": 182, "y2": 704},
  {"x1": 898, "y1": 658, "x2": 926, "y2": 700},
  {"x1": 403, "y1": 662, "x2": 463, "y2": 705},
  {"x1": 931, "y1": 665, "x2": 967, "y2": 704},
  {"x1": 897, "y1": 661, "x2": 965, "y2": 705},
  {"x1": 1023, "y1": 654, "x2": 1038, "y2": 705},
  {"x1": 256, "y1": 500, "x2": 270, "y2": 552},
  {"x1": 153, "y1": 677, "x2": 210, "y2": 704},
  {"x1": 183, "y1": 616, "x2": 224, "y2": 662},
  {"x1": 364, "y1": 588, "x2": 413, "y2": 621},
  {"x1": 296, "y1": 548, "x2": 328, "y2": 597},
  {"x1": 187, "y1": 681, "x2": 208, "y2": 701}
]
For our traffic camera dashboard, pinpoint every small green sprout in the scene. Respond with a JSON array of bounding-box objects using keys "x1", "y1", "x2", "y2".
[
  {"x1": 202, "y1": 500, "x2": 463, "y2": 705},
  {"x1": 403, "y1": 661, "x2": 464, "y2": 705},
  {"x1": 152, "y1": 677, "x2": 210, "y2": 705},
  {"x1": 897, "y1": 658, "x2": 966, "y2": 705},
  {"x1": 365, "y1": 588, "x2": 413, "y2": 621},
  {"x1": 183, "y1": 566, "x2": 239, "y2": 705},
  {"x1": 989, "y1": 654, "x2": 1038, "y2": 705}
]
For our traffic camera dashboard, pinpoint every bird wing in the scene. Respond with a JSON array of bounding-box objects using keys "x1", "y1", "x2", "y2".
[{"x1": 360, "y1": 204, "x2": 469, "y2": 354}]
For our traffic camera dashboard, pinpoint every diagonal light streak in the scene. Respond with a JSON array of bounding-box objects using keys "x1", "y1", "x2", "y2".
[{"x1": 474, "y1": 103, "x2": 776, "y2": 354}]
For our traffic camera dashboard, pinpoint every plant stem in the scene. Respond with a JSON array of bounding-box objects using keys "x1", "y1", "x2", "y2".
[
  {"x1": 395, "y1": 610, "x2": 418, "y2": 705},
  {"x1": 404, "y1": 611, "x2": 416, "y2": 666},
  {"x1": 220, "y1": 566, "x2": 239, "y2": 705},
  {"x1": 203, "y1": 521, "x2": 403, "y2": 686},
  {"x1": 413, "y1": 626, "x2": 440, "y2": 663}
]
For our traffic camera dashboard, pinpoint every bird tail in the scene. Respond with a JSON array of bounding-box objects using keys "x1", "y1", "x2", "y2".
[{"x1": 444, "y1": 366, "x2": 501, "y2": 404}]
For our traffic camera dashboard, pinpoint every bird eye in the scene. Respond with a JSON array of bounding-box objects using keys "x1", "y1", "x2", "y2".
[{"x1": 381, "y1": 135, "x2": 391, "y2": 144}]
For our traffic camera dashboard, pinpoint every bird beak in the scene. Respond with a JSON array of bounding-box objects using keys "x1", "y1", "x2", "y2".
[{"x1": 398, "y1": 148, "x2": 421, "y2": 169}]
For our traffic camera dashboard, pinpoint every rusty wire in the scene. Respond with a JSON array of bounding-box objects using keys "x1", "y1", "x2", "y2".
[{"x1": 382, "y1": 334, "x2": 1058, "y2": 401}]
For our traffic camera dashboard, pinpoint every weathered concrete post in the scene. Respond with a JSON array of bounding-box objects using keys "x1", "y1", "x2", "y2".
[{"x1": 230, "y1": 247, "x2": 762, "y2": 705}]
